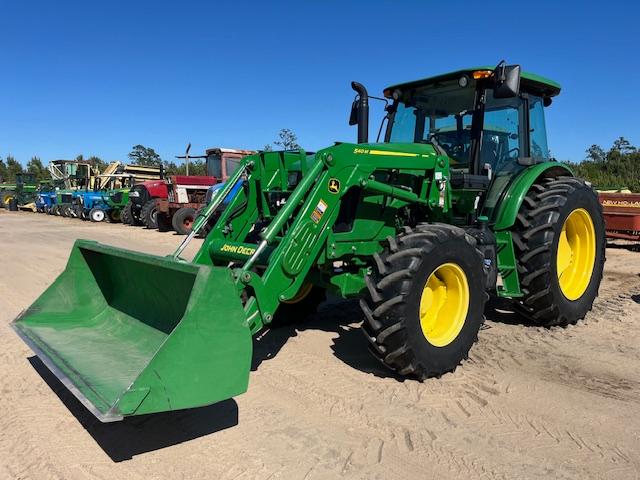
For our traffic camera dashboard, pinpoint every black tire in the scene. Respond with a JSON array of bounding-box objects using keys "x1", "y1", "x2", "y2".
[
  {"x1": 171, "y1": 207, "x2": 197, "y2": 235},
  {"x1": 271, "y1": 285, "x2": 327, "y2": 327},
  {"x1": 121, "y1": 203, "x2": 133, "y2": 225},
  {"x1": 141, "y1": 199, "x2": 158, "y2": 229},
  {"x1": 60, "y1": 205, "x2": 69, "y2": 217},
  {"x1": 156, "y1": 212, "x2": 172, "y2": 232},
  {"x1": 107, "y1": 209, "x2": 121, "y2": 223},
  {"x1": 512, "y1": 176, "x2": 605, "y2": 327},
  {"x1": 89, "y1": 207, "x2": 106, "y2": 222},
  {"x1": 130, "y1": 206, "x2": 144, "y2": 225},
  {"x1": 361, "y1": 224, "x2": 487, "y2": 379}
]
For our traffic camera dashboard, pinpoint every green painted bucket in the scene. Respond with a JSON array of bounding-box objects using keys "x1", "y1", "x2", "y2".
[{"x1": 13, "y1": 240, "x2": 252, "y2": 422}]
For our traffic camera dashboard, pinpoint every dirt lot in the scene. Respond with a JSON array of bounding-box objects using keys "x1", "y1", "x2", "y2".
[{"x1": 1, "y1": 211, "x2": 639, "y2": 480}]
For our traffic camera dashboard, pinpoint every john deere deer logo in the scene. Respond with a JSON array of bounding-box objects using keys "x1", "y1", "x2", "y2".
[{"x1": 328, "y1": 178, "x2": 340, "y2": 194}]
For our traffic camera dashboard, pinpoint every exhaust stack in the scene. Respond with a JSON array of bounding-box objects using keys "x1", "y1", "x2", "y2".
[{"x1": 351, "y1": 82, "x2": 369, "y2": 144}]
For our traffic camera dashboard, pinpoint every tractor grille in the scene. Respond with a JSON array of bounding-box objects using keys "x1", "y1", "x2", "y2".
[
  {"x1": 129, "y1": 185, "x2": 147, "y2": 206},
  {"x1": 60, "y1": 193, "x2": 73, "y2": 203},
  {"x1": 111, "y1": 191, "x2": 123, "y2": 203}
]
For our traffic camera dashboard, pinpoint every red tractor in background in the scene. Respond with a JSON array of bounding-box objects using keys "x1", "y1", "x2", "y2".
[
  {"x1": 122, "y1": 147, "x2": 254, "y2": 231},
  {"x1": 156, "y1": 147, "x2": 253, "y2": 234}
]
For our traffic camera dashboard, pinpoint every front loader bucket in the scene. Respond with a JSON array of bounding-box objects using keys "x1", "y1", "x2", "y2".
[{"x1": 12, "y1": 240, "x2": 252, "y2": 422}]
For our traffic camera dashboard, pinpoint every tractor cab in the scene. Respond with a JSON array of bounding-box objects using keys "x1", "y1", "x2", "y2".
[
  {"x1": 206, "y1": 147, "x2": 255, "y2": 181},
  {"x1": 380, "y1": 63, "x2": 561, "y2": 220},
  {"x1": 15, "y1": 172, "x2": 37, "y2": 185}
]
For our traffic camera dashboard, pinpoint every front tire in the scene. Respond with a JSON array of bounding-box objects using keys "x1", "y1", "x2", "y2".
[
  {"x1": 141, "y1": 199, "x2": 158, "y2": 229},
  {"x1": 513, "y1": 176, "x2": 605, "y2": 326},
  {"x1": 172, "y1": 207, "x2": 197, "y2": 235},
  {"x1": 361, "y1": 224, "x2": 486, "y2": 379},
  {"x1": 89, "y1": 208, "x2": 106, "y2": 222},
  {"x1": 121, "y1": 203, "x2": 133, "y2": 225},
  {"x1": 271, "y1": 284, "x2": 326, "y2": 326},
  {"x1": 107, "y1": 209, "x2": 121, "y2": 223}
]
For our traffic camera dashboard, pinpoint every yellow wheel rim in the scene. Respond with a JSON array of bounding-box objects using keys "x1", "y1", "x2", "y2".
[
  {"x1": 419, "y1": 263, "x2": 469, "y2": 347},
  {"x1": 3, "y1": 195, "x2": 14, "y2": 204},
  {"x1": 282, "y1": 283, "x2": 314, "y2": 304},
  {"x1": 557, "y1": 208, "x2": 596, "y2": 300}
]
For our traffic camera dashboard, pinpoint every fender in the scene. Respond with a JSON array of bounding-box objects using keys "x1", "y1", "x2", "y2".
[{"x1": 492, "y1": 161, "x2": 573, "y2": 231}]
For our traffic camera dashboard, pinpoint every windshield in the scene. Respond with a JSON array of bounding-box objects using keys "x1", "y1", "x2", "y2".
[
  {"x1": 207, "y1": 153, "x2": 222, "y2": 178},
  {"x1": 225, "y1": 158, "x2": 241, "y2": 177},
  {"x1": 388, "y1": 79, "x2": 476, "y2": 165}
]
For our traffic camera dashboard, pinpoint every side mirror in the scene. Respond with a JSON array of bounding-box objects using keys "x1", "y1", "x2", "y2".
[
  {"x1": 348, "y1": 100, "x2": 358, "y2": 126},
  {"x1": 493, "y1": 64, "x2": 521, "y2": 99}
]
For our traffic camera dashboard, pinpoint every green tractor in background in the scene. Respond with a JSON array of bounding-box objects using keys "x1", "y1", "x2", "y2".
[
  {"x1": 104, "y1": 175, "x2": 135, "y2": 222},
  {"x1": 0, "y1": 172, "x2": 38, "y2": 210},
  {"x1": 13, "y1": 62, "x2": 605, "y2": 422}
]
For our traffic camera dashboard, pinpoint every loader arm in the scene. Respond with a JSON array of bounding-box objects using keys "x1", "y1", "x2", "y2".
[{"x1": 193, "y1": 143, "x2": 446, "y2": 334}]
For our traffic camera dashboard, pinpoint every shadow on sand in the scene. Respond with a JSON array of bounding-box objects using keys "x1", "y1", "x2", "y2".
[
  {"x1": 28, "y1": 357, "x2": 238, "y2": 462},
  {"x1": 252, "y1": 297, "x2": 404, "y2": 381},
  {"x1": 25, "y1": 294, "x2": 536, "y2": 461}
]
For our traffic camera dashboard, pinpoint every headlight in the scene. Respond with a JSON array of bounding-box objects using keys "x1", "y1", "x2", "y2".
[{"x1": 129, "y1": 191, "x2": 140, "y2": 197}]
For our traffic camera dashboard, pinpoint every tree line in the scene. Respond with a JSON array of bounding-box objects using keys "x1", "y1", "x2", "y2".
[
  {"x1": 5, "y1": 130, "x2": 634, "y2": 192},
  {"x1": 0, "y1": 128, "x2": 302, "y2": 183},
  {"x1": 567, "y1": 137, "x2": 639, "y2": 191}
]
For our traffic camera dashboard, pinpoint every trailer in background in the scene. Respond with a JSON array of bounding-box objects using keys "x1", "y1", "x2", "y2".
[{"x1": 599, "y1": 192, "x2": 640, "y2": 242}]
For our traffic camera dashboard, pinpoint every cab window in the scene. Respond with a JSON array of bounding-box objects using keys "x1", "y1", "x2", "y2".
[
  {"x1": 481, "y1": 94, "x2": 525, "y2": 173},
  {"x1": 529, "y1": 95, "x2": 550, "y2": 160},
  {"x1": 225, "y1": 158, "x2": 241, "y2": 177},
  {"x1": 207, "y1": 153, "x2": 222, "y2": 178}
]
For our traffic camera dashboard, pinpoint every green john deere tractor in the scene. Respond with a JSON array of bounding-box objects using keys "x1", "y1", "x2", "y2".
[
  {"x1": 13, "y1": 62, "x2": 605, "y2": 421},
  {"x1": 0, "y1": 172, "x2": 38, "y2": 210}
]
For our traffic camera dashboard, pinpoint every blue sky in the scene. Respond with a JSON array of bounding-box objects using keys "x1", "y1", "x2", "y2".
[{"x1": 1, "y1": 0, "x2": 638, "y2": 166}]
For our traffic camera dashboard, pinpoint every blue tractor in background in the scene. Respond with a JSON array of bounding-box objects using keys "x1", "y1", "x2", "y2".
[
  {"x1": 194, "y1": 180, "x2": 243, "y2": 237},
  {"x1": 35, "y1": 182, "x2": 60, "y2": 214},
  {"x1": 73, "y1": 174, "x2": 136, "y2": 222},
  {"x1": 73, "y1": 189, "x2": 111, "y2": 222}
]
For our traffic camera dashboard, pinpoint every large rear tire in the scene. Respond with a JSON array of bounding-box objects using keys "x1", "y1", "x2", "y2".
[
  {"x1": 171, "y1": 207, "x2": 197, "y2": 235},
  {"x1": 512, "y1": 176, "x2": 605, "y2": 327},
  {"x1": 1, "y1": 194, "x2": 14, "y2": 208},
  {"x1": 141, "y1": 199, "x2": 158, "y2": 229},
  {"x1": 361, "y1": 224, "x2": 487, "y2": 379}
]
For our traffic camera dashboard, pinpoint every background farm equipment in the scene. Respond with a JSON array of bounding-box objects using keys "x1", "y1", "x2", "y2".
[
  {"x1": 599, "y1": 191, "x2": 640, "y2": 242},
  {"x1": 72, "y1": 174, "x2": 137, "y2": 222},
  {"x1": 46, "y1": 160, "x2": 100, "y2": 217},
  {"x1": 13, "y1": 63, "x2": 606, "y2": 422},
  {"x1": 0, "y1": 172, "x2": 38, "y2": 210},
  {"x1": 35, "y1": 180, "x2": 64, "y2": 213},
  {"x1": 156, "y1": 147, "x2": 254, "y2": 234}
]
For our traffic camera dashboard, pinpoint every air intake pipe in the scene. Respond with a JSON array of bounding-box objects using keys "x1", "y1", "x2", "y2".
[{"x1": 351, "y1": 81, "x2": 369, "y2": 144}]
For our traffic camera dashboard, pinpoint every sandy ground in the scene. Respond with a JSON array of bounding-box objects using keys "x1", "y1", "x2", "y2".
[{"x1": 0, "y1": 210, "x2": 639, "y2": 480}]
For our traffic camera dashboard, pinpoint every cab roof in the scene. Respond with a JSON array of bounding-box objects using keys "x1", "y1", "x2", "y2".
[{"x1": 385, "y1": 66, "x2": 561, "y2": 99}]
